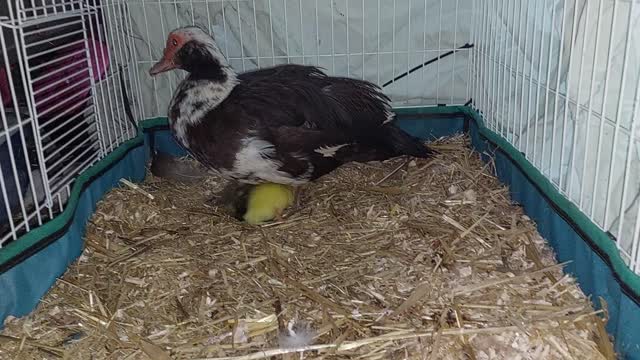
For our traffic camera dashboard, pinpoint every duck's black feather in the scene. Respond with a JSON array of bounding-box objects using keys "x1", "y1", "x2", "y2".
[{"x1": 235, "y1": 64, "x2": 391, "y2": 131}]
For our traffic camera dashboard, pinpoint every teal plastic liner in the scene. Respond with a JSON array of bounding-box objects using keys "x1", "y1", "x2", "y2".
[
  {"x1": 0, "y1": 141, "x2": 148, "y2": 324},
  {"x1": 1, "y1": 108, "x2": 639, "y2": 358}
]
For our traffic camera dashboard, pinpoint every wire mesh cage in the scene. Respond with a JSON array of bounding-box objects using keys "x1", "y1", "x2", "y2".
[
  {"x1": 0, "y1": 0, "x2": 140, "y2": 246},
  {"x1": 2, "y1": 0, "x2": 640, "y2": 357},
  {"x1": 470, "y1": 0, "x2": 640, "y2": 272},
  {"x1": 0, "y1": 0, "x2": 639, "y2": 271}
]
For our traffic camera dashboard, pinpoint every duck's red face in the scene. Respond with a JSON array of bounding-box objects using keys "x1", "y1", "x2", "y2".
[
  {"x1": 149, "y1": 32, "x2": 187, "y2": 76},
  {"x1": 149, "y1": 27, "x2": 226, "y2": 79}
]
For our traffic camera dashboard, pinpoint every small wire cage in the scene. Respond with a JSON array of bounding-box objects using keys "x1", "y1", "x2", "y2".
[
  {"x1": 0, "y1": 0, "x2": 139, "y2": 246},
  {"x1": 0, "y1": 0, "x2": 639, "y2": 276}
]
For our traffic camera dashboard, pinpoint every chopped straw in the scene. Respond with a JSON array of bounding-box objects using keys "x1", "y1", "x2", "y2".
[{"x1": 0, "y1": 136, "x2": 615, "y2": 359}]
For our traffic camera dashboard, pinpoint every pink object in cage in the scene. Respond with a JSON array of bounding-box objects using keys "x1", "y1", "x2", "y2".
[{"x1": 0, "y1": 38, "x2": 110, "y2": 117}]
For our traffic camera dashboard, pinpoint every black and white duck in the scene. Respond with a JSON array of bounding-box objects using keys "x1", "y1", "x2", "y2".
[{"x1": 149, "y1": 26, "x2": 435, "y2": 185}]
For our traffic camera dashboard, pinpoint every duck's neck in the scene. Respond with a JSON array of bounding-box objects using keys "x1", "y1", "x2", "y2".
[
  {"x1": 188, "y1": 58, "x2": 237, "y2": 83},
  {"x1": 169, "y1": 40, "x2": 240, "y2": 145},
  {"x1": 168, "y1": 66, "x2": 238, "y2": 149},
  {"x1": 186, "y1": 65, "x2": 239, "y2": 107},
  {"x1": 170, "y1": 62, "x2": 238, "y2": 120}
]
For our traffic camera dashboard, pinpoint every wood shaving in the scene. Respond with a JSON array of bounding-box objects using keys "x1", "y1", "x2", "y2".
[{"x1": 0, "y1": 136, "x2": 614, "y2": 359}]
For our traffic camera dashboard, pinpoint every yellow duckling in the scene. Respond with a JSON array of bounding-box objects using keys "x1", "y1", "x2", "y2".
[{"x1": 242, "y1": 183, "x2": 295, "y2": 225}]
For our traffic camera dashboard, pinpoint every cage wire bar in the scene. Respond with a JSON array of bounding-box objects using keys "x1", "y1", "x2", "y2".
[
  {"x1": 0, "y1": 0, "x2": 141, "y2": 247},
  {"x1": 470, "y1": 0, "x2": 640, "y2": 272}
]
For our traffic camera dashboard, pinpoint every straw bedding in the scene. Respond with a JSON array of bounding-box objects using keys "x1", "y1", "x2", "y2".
[{"x1": 0, "y1": 136, "x2": 615, "y2": 359}]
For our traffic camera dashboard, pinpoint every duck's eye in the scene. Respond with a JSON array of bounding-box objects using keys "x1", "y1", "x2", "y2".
[{"x1": 172, "y1": 39, "x2": 178, "y2": 47}]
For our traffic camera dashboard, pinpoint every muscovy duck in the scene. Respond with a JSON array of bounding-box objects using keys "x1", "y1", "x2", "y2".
[{"x1": 149, "y1": 26, "x2": 435, "y2": 185}]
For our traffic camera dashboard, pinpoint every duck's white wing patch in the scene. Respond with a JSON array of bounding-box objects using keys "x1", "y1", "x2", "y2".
[
  {"x1": 382, "y1": 112, "x2": 395, "y2": 124},
  {"x1": 314, "y1": 144, "x2": 350, "y2": 158},
  {"x1": 230, "y1": 136, "x2": 311, "y2": 185}
]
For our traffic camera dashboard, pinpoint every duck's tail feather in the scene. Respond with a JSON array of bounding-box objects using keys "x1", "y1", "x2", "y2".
[{"x1": 383, "y1": 125, "x2": 437, "y2": 158}]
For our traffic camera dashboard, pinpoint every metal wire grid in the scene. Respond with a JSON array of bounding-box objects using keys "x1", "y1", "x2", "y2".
[
  {"x1": 1, "y1": 1, "x2": 84, "y2": 24},
  {"x1": 85, "y1": 0, "x2": 143, "y2": 151},
  {"x1": 125, "y1": 0, "x2": 473, "y2": 120},
  {"x1": 0, "y1": 0, "x2": 141, "y2": 246},
  {"x1": 469, "y1": 0, "x2": 640, "y2": 271}
]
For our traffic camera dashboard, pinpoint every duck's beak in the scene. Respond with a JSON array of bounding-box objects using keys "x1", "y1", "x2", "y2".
[{"x1": 149, "y1": 56, "x2": 176, "y2": 76}]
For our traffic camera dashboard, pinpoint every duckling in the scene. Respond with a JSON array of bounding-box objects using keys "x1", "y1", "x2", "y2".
[
  {"x1": 148, "y1": 152, "x2": 294, "y2": 224},
  {"x1": 213, "y1": 182, "x2": 294, "y2": 224},
  {"x1": 242, "y1": 183, "x2": 295, "y2": 225}
]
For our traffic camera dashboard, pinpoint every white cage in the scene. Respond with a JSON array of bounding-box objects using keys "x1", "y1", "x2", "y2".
[
  {"x1": 0, "y1": 0, "x2": 140, "y2": 246},
  {"x1": 1, "y1": 0, "x2": 639, "y2": 276},
  {"x1": 470, "y1": 0, "x2": 640, "y2": 272}
]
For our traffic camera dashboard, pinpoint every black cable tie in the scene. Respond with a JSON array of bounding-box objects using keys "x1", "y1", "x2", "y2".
[{"x1": 382, "y1": 43, "x2": 474, "y2": 88}]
